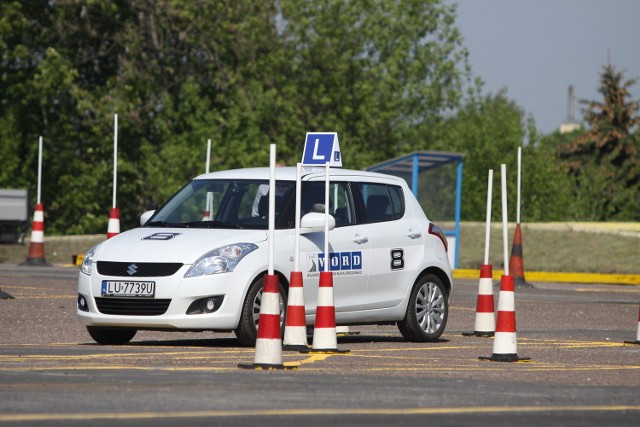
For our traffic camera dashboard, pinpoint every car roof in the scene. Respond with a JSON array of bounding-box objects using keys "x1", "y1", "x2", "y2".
[{"x1": 193, "y1": 166, "x2": 405, "y2": 184}]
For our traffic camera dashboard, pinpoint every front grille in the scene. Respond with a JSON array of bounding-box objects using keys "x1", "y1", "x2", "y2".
[
  {"x1": 95, "y1": 298, "x2": 171, "y2": 316},
  {"x1": 97, "y1": 261, "x2": 183, "y2": 277}
]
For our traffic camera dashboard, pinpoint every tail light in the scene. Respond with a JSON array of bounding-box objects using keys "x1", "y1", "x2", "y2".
[{"x1": 428, "y1": 223, "x2": 448, "y2": 252}]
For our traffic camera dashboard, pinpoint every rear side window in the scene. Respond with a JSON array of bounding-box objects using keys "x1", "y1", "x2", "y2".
[{"x1": 357, "y1": 183, "x2": 405, "y2": 223}]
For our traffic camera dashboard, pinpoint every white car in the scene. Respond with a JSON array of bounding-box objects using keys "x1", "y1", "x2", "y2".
[{"x1": 77, "y1": 166, "x2": 452, "y2": 346}]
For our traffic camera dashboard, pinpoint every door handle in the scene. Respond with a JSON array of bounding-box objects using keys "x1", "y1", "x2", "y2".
[
  {"x1": 407, "y1": 230, "x2": 421, "y2": 239},
  {"x1": 353, "y1": 234, "x2": 369, "y2": 244}
]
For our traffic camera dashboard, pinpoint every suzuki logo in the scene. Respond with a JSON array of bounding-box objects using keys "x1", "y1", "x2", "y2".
[{"x1": 126, "y1": 264, "x2": 138, "y2": 276}]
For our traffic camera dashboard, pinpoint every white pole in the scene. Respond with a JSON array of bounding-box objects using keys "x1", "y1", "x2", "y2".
[
  {"x1": 205, "y1": 139, "x2": 211, "y2": 173},
  {"x1": 483, "y1": 169, "x2": 493, "y2": 265},
  {"x1": 37, "y1": 136, "x2": 43, "y2": 205},
  {"x1": 268, "y1": 144, "x2": 276, "y2": 275},
  {"x1": 324, "y1": 162, "x2": 330, "y2": 273},
  {"x1": 501, "y1": 164, "x2": 509, "y2": 276},
  {"x1": 204, "y1": 139, "x2": 213, "y2": 218},
  {"x1": 516, "y1": 146, "x2": 522, "y2": 224},
  {"x1": 294, "y1": 163, "x2": 302, "y2": 272},
  {"x1": 112, "y1": 114, "x2": 118, "y2": 209}
]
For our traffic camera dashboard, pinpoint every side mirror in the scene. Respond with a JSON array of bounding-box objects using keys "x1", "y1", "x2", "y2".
[
  {"x1": 140, "y1": 210, "x2": 155, "y2": 226},
  {"x1": 300, "y1": 212, "x2": 335, "y2": 234}
]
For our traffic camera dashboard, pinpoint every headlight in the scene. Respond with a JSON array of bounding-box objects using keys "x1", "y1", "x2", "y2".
[
  {"x1": 184, "y1": 243, "x2": 258, "y2": 277},
  {"x1": 80, "y1": 245, "x2": 98, "y2": 276}
]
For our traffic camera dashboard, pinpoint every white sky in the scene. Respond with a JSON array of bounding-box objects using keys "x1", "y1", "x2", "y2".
[{"x1": 449, "y1": 0, "x2": 640, "y2": 134}]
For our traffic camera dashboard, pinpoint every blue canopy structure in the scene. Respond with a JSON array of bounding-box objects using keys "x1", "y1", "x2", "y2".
[{"x1": 367, "y1": 151, "x2": 464, "y2": 268}]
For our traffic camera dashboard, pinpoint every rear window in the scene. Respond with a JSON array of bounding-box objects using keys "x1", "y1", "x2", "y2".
[{"x1": 357, "y1": 183, "x2": 405, "y2": 223}]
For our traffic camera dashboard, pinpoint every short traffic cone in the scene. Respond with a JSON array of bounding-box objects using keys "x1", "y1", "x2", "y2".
[
  {"x1": 202, "y1": 210, "x2": 211, "y2": 221},
  {"x1": 624, "y1": 306, "x2": 640, "y2": 345},
  {"x1": 107, "y1": 207, "x2": 120, "y2": 239},
  {"x1": 239, "y1": 274, "x2": 296, "y2": 370},
  {"x1": 479, "y1": 275, "x2": 530, "y2": 362},
  {"x1": 21, "y1": 203, "x2": 50, "y2": 266},
  {"x1": 463, "y1": 264, "x2": 495, "y2": 337},
  {"x1": 509, "y1": 224, "x2": 531, "y2": 287},
  {"x1": 283, "y1": 271, "x2": 309, "y2": 351},
  {"x1": 301, "y1": 271, "x2": 349, "y2": 354}
]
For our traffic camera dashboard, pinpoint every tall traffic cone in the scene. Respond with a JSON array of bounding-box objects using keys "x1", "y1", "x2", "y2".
[
  {"x1": 107, "y1": 207, "x2": 120, "y2": 239},
  {"x1": 239, "y1": 274, "x2": 296, "y2": 370},
  {"x1": 283, "y1": 271, "x2": 309, "y2": 351},
  {"x1": 301, "y1": 271, "x2": 349, "y2": 354},
  {"x1": 479, "y1": 275, "x2": 530, "y2": 362},
  {"x1": 624, "y1": 306, "x2": 640, "y2": 345},
  {"x1": 21, "y1": 203, "x2": 50, "y2": 266},
  {"x1": 509, "y1": 223, "x2": 531, "y2": 287},
  {"x1": 463, "y1": 264, "x2": 495, "y2": 337}
]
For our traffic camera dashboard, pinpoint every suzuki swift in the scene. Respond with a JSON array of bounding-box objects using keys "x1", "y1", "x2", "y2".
[{"x1": 77, "y1": 166, "x2": 452, "y2": 346}]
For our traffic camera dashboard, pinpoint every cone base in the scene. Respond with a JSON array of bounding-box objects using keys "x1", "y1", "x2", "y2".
[
  {"x1": 462, "y1": 331, "x2": 494, "y2": 337},
  {"x1": 20, "y1": 258, "x2": 51, "y2": 267},
  {"x1": 623, "y1": 341, "x2": 640, "y2": 345},
  {"x1": 479, "y1": 354, "x2": 531, "y2": 363},
  {"x1": 238, "y1": 363, "x2": 297, "y2": 370},
  {"x1": 0, "y1": 289, "x2": 15, "y2": 299},
  {"x1": 299, "y1": 348, "x2": 350, "y2": 354},
  {"x1": 282, "y1": 344, "x2": 310, "y2": 351},
  {"x1": 513, "y1": 277, "x2": 534, "y2": 288}
]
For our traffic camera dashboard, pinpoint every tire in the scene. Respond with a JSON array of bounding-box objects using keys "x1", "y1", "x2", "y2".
[
  {"x1": 234, "y1": 276, "x2": 287, "y2": 347},
  {"x1": 87, "y1": 326, "x2": 137, "y2": 345},
  {"x1": 398, "y1": 274, "x2": 448, "y2": 342}
]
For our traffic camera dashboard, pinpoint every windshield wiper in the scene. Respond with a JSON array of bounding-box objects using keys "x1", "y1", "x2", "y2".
[
  {"x1": 145, "y1": 220, "x2": 183, "y2": 228},
  {"x1": 183, "y1": 221, "x2": 241, "y2": 229}
]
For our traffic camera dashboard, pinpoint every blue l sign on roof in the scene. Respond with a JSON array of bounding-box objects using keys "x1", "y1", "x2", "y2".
[{"x1": 301, "y1": 132, "x2": 342, "y2": 167}]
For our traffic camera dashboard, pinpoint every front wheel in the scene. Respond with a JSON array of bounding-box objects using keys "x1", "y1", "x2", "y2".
[
  {"x1": 398, "y1": 274, "x2": 448, "y2": 342},
  {"x1": 87, "y1": 326, "x2": 137, "y2": 345},
  {"x1": 234, "y1": 276, "x2": 287, "y2": 347}
]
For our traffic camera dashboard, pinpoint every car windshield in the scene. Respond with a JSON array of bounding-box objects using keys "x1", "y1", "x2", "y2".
[{"x1": 146, "y1": 179, "x2": 295, "y2": 230}]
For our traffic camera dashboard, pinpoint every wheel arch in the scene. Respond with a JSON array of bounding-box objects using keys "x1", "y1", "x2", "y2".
[{"x1": 416, "y1": 267, "x2": 452, "y2": 299}]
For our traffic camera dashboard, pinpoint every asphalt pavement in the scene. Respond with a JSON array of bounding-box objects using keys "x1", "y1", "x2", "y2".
[{"x1": 0, "y1": 263, "x2": 639, "y2": 426}]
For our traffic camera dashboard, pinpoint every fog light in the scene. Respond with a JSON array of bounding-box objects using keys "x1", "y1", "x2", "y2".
[
  {"x1": 77, "y1": 294, "x2": 89, "y2": 312},
  {"x1": 186, "y1": 296, "x2": 224, "y2": 315}
]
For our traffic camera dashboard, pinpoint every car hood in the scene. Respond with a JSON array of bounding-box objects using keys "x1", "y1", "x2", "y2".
[{"x1": 93, "y1": 227, "x2": 268, "y2": 264}]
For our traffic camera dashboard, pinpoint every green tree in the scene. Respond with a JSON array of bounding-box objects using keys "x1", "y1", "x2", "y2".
[{"x1": 560, "y1": 64, "x2": 639, "y2": 220}]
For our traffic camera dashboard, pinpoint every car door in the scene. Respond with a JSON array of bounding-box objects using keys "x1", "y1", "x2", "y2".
[
  {"x1": 299, "y1": 180, "x2": 369, "y2": 313},
  {"x1": 355, "y1": 181, "x2": 425, "y2": 310}
]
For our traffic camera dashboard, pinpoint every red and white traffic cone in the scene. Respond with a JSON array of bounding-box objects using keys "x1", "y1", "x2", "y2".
[
  {"x1": 624, "y1": 306, "x2": 640, "y2": 345},
  {"x1": 283, "y1": 271, "x2": 309, "y2": 351},
  {"x1": 21, "y1": 203, "x2": 50, "y2": 266},
  {"x1": 202, "y1": 210, "x2": 211, "y2": 221},
  {"x1": 463, "y1": 264, "x2": 495, "y2": 337},
  {"x1": 239, "y1": 274, "x2": 295, "y2": 370},
  {"x1": 480, "y1": 275, "x2": 530, "y2": 362},
  {"x1": 301, "y1": 271, "x2": 349, "y2": 354},
  {"x1": 107, "y1": 207, "x2": 120, "y2": 239}
]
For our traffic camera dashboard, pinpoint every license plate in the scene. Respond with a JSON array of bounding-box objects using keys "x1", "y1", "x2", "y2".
[{"x1": 101, "y1": 280, "x2": 155, "y2": 297}]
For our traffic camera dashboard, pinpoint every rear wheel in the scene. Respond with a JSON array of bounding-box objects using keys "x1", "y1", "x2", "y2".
[
  {"x1": 234, "y1": 276, "x2": 287, "y2": 347},
  {"x1": 87, "y1": 326, "x2": 137, "y2": 345},
  {"x1": 398, "y1": 274, "x2": 448, "y2": 342}
]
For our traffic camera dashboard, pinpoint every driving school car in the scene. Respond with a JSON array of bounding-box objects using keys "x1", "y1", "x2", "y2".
[{"x1": 77, "y1": 166, "x2": 452, "y2": 346}]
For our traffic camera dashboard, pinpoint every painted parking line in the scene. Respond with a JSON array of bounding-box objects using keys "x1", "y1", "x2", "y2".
[{"x1": 1, "y1": 405, "x2": 639, "y2": 422}]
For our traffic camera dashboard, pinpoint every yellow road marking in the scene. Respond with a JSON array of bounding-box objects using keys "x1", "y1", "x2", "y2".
[{"x1": 1, "y1": 405, "x2": 639, "y2": 422}]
